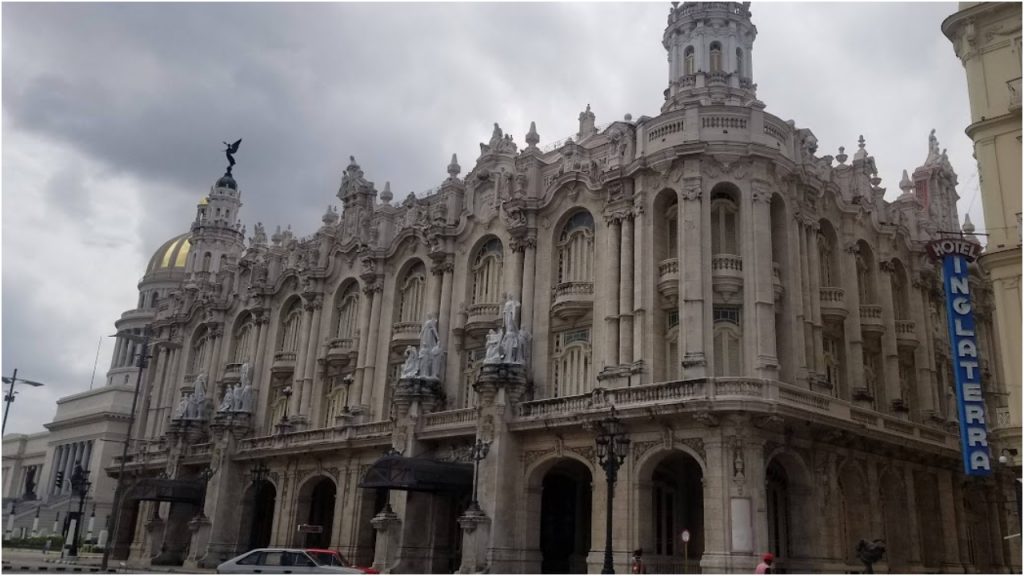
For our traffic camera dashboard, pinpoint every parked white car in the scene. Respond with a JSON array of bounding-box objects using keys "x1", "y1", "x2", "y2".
[{"x1": 216, "y1": 548, "x2": 364, "y2": 574}]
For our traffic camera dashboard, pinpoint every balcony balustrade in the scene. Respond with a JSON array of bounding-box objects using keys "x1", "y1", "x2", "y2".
[
  {"x1": 390, "y1": 321, "x2": 422, "y2": 347},
  {"x1": 551, "y1": 282, "x2": 594, "y2": 320},
  {"x1": 819, "y1": 287, "x2": 847, "y2": 320},
  {"x1": 657, "y1": 258, "x2": 679, "y2": 299},
  {"x1": 859, "y1": 304, "x2": 884, "y2": 333}
]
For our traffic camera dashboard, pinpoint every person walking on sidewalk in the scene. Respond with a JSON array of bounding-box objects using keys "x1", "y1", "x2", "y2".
[{"x1": 755, "y1": 552, "x2": 774, "y2": 574}]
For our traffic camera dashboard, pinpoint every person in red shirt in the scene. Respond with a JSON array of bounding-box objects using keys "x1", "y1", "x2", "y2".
[
  {"x1": 755, "y1": 552, "x2": 774, "y2": 574},
  {"x1": 631, "y1": 549, "x2": 647, "y2": 574}
]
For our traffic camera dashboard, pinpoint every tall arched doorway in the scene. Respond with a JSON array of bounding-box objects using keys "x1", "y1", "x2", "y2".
[
  {"x1": 240, "y1": 480, "x2": 276, "y2": 550},
  {"x1": 764, "y1": 453, "x2": 815, "y2": 570},
  {"x1": 638, "y1": 450, "x2": 704, "y2": 573},
  {"x1": 295, "y1": 476, "x2": 336, "y2": 549},
  {"x1": 539, "y1": 459, "x2": 593, "y2": 574}
]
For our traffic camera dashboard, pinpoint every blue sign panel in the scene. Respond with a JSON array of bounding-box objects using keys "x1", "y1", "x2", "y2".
[{"x1": 937, "y1": 247, "x2": 991, "y2": 476}]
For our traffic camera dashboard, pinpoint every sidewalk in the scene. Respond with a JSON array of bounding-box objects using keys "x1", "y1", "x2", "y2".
[{"x1": 1, "y1": 548, "x2": 214, "y2": 573}]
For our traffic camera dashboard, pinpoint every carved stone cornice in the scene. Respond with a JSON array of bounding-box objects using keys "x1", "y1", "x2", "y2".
[{"x1": 302, "y1": 293, "x2": 324, "y2": 311}]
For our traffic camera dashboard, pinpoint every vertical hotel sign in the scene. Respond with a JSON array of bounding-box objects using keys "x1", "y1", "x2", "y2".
[{"x1": 928, "y1": 237, "x2": 991, "y2": 476}]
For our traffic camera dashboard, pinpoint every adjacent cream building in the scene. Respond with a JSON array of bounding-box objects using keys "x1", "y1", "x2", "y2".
[
  {"x1": 942, "y1": 1, "x2": 1022, "y2": 475},
  {"x1": 103, "y1": 3, "x2": 1019, "y2": 573}
]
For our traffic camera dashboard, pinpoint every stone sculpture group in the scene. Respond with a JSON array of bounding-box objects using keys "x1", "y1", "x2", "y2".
[
  {"x1": 484, "y1": 296, "x2": 530, "y2": 366},
  {"x1": 173, "y1": 373, "x2": 209, "y2": 421},
  {"x1": 216, "y1": 362, "x2": 254, "y2": 414},
  {"x1": 171, "y1": 363, "x2": 254, "y2": 422},
  {"x1": 401, "y1": 317, "x2": 445, "y2": 380}
]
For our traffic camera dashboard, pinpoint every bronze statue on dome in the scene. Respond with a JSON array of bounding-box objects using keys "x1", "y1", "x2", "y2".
[{"x1": 223, "y1": 138, "x2": 242, "y2": 174}]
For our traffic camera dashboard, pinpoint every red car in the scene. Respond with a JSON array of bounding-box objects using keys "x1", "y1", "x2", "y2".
[{"x1": 306, "y1": 549, "x2": 380, "y2": 574}]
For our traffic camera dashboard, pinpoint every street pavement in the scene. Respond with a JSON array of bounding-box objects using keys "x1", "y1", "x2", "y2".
[{"x1": 0, "y1": 549, "x2": 215, "y2": 574}]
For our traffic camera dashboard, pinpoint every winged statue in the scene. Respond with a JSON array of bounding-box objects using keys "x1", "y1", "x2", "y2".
[{"x1": 223, "y1": 138, "x2": 242, "y2": 173}]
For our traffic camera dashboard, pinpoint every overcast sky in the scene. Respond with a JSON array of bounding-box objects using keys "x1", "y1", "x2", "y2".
[{"x1": 2, "y1": 2, "x2": 978, "y2": 435}]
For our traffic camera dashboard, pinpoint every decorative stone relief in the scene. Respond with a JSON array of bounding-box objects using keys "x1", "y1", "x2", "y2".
[
  {"x1": 676, "y1": 437, "x2": 705, "y2": 461},
  {"x1": 632, "y1": 440, "x2": 660, "y2": 464}
]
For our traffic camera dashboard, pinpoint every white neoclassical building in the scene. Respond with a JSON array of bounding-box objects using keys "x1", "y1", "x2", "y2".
[{"x1": 102, "y1": 3, "x2": 1019, "y2": 574}]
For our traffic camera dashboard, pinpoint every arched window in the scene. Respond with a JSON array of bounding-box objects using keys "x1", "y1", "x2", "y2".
[
  {"x1": 666, "y1": 206, "x2": 679, "y2": 260},
  {"x1": 336, "y1": 287, "x2": 360, "y2": 340},
  {"x1": 202, "y1": 252, "x2": 212, "y2": 272},
  {"x1": 552, "y1": 328, "x2": 592, "y2": 397},
  {"x1": 665, "y1": 310, "x2": 680, "y2": 379},
  {"x1": 684, "y1": 46, "x2": 696, "y2": 75},
  {"x1": 218, "y1": 254, "x2": 227, "y2": 272},
  {"x1": 891, "y1": 263, "x2": 910, "y2": 320},
  {"x1": 823, "y1": 333, "x2": 842, "y2": 393},
  {"x1": 711, "y1": 193, "x2": 739, "y2": 256},
  {"x1": 736, "y1": 48, "x2": 744, "y2": 76},
  {"x1": 709, "y1": 42, "x2": 722, "y2": 73},
  {"x1": 856, "y1": 251, "x2": 873, "y2": 304},
  {"x1": 713, "y1": 306, "x2": 742, "y2": 376},
  {"x1": 818, "y1": 232, "x2": 835, "y2": 286},
  {"x1": 556, "y1": 211, "x2": 595, "y2": 285},
  {"x1": 279, "y1": 299, "x2": 304, "y2": 353},
  {"x1": 150, "y1": 292, "x2": 159, "y2": 309},
  {"x1": 232, "y1": 315, "x2": 256, "y2": 363},
  {"x1": 471, "y1": 239, "x2": 504, "y2": 305},
  {"x1": 398, "y1": 263, "x2": 426, "y2": 323}
]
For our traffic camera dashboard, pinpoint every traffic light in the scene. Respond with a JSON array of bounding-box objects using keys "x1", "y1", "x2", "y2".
[{"x1": 55, "y1": 471, "x2": 64, "y2": 489}]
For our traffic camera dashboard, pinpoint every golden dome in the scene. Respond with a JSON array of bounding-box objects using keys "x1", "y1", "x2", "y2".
[
  {"x1": 145, "y1": 233, "x2": 192, "y2": 274},
  {"x1": 198, "y1": 196, "x2": 209, "y2": 206}
]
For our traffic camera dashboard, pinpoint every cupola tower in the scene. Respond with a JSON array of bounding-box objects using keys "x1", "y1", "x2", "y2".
[{"x1": 662, "y1": 1, "x2": 758, "y2": 111}]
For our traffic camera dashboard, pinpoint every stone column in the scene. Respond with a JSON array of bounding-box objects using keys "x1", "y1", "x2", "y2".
[
  {"x1": 618, "y1": 215, "x2": 634, "y2": 366},
  {"x1": 936, "y1": 470, "x2": 963, "y2": 570},
  {"x1": 370, "y1": 505, "x2": 401, "y2": 573},
  {"x1": 910, "y1": 278, "x2": 937, "y2": 417},
  {"x1": 521, "y1": 237, "x2": 537, "y2": 333},
  {"x1": 301, "y1": 295, "x2": 325, "y2": 417},
  {"x1": 428, "y1": 263, "x2": 444, "y2": 318},
  {"x1": 840, "y1": 243, "x2": 865, "y2": 399},
  {"x1": 877, "y1": 262, "x2": 902, "y2": 410},
  {"x1": 902, "y1": 467, "x2": 923, "y2": 567},
  {"x1": 632, "y1": 205, "x2": 645, "y2": 371},
  {"x1": 352, "y1": 287, "x2": 374, "y2": 410},
  {"x1": 681, "y1": 178, "x2": 706, "y2": 377},
  {"x1": 700, "y1": 434, "x2": 730, "y2": 573},
  {"x1": 750, "y1": 183, "x2": 778, "y2": 378},
  {"x1": 786, "y1": 216, "x2": 808, "y2": 385},
  {"x1": 208, "y1": 326, "x2": 225, "y2": 384},
  {"x1": 806, "y1": 223, "x2": 825, "y2": 380},
  {"x1": 289, "y1": 305, "x2": 313, "y2": 418},
  {"x1": 360, "y1": 283, "x2": 384, "y2": 410},
  {"x1": 604, "y1": 216, "x2": 622, "y2": 370},
  {"x1": 509, "y1": 240, "x2": 526, "y2": 302},
  {"x1": 438, "y1": 260, "x2": 455, "y2": 344}
]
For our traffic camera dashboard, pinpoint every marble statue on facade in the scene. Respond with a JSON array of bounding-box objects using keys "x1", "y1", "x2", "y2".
[
  {"x1": 217, "y1": 386, "x2": 235, "y2": 413},
  {"x1": 484, "y1": 329, "x2": 504, "y2": 365},
  {"x1": 173, "y1": 395, "x2": 189, "y2": 420},
  {"x1": 502, "y1": 296, "x2": 520, "y2": 335},
  {"x1": 237, "y1": 363, "x2": 254, "y2": 413},
  {"x1": 411, "y1": 316, "x2": 443, "y2": 381},
  {"x1": 401, "y1": 346, "x2": 419, "y2": 378}
]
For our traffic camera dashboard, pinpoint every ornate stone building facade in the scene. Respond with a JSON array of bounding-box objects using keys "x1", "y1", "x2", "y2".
[{"x1": 106, "y1": 3, "x2": 1019, "y2": 573}]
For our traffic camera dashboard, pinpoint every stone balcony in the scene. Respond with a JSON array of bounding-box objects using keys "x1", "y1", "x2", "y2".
[
  {"x1": 895, "y1": 320, "x2": 918, "y2": 347},
  {"x1": 711, "y1": 253, "x2": 743, "y2": 298},
  {"x1": 657, "y1": 258, "x2": 679, "y2": 299},
  {"x1": 859, "y1": 304, "x2": 884, "y2": 334},
  {"x1": 271, "y1": 351, "x2": 296, "y2": 373},
  {"x1": 237, "y1": 419, "x2": 394, "y2": 456},
  {"x1": 222, "y1": 362, "x2": 243, "y2": 383},
  {"x1": 326, "y1": 337, "x2": 358, "y2": 363},
  {"x1": 551, "y1": 281, "x2": 594, "y2": 320},
  {"x1": 819, "y1": 287, "x2": 847, "y2": 320},
  {"x1": 390, "y1": 321, "x2": 422, "y2": 348},
  {"x1": 465, "y1": 303, "x2": 501, "y2": 333}
]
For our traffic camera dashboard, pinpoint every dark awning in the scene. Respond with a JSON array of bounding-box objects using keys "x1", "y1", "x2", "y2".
[{"x1": 359, "y1": 455, "x2": 472, "y2": 492}]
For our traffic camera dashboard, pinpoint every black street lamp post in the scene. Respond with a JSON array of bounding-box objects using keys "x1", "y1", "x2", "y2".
[
  {"x1": 595, "y1": 411, "x2": 630, "y2": 575},
  {"x1": 67, "y1": 464, "x2": 91, "y2": 557},
  {"x1": 467, "y1": 438, "x2": 492, "y2": 513},
  {"x1": 2, "y1": 369, "x2": 48, "y2": 435}
]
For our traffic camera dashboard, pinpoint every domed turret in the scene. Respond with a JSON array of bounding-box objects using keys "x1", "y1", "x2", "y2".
[
  {"x1": 145, "y1": 232, "x2": 192, "y2": 276},
  {"x1": 663, "y1": 1, "x2": 758, "y2": 111}
]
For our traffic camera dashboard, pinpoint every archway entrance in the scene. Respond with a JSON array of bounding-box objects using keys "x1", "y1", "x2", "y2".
[
  {"x1": 295, "y1": 476, "x2": 336, "y2": 549},
  {"x1": 240, "y1": 480, "x2": 276, "y2": 551},
  {"x1": 764, "y1": 453, "x2": 814, "y2": 570},
  {"x1": 540, "y1": 459, "x2": 592, "y2": 574},
  {"x1": 639, "y1": 451, "x2": 703, "y2": 573}
]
